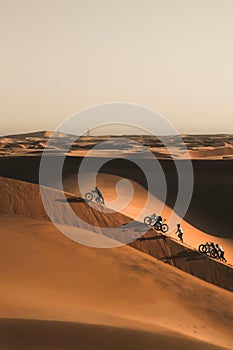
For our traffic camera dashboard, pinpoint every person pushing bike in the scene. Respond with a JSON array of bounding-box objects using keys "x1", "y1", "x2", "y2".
[{"x1": 216, "y1": 244, "x2": 227, "y2": 262}]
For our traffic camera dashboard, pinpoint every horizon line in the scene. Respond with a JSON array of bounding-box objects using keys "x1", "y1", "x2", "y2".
[{"x1": 1, "y1": 129, "x2": 233, "y2": 138}]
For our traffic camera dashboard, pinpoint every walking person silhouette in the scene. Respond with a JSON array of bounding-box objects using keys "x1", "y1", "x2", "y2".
[{"x1": 175, "y1": 224, "x2": 184, "y2": 243}]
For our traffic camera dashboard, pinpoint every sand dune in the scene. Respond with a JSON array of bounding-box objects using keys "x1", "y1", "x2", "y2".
[
  {"x1": 0, "y1": 132, "x2": 233, "y2": 159},
  {"x1": 0, "y1": 132, "x2": 232, "y2": 349},
  {"x1": 1, "y1": 174, "x2": 232, "y2": 262},
  {"x1": 0, "y1": 319, "x2": 226, "y2": 350},
  {"x1": 0, "y1": 213, "x2": 233, "y2": 349},
  {"x1": 0, "y1": 177, "x2": 233, "y2": 348},
  {"x1": 0, "y1": 176, "x2": 130, "y2": 229},
  {"x1": 188, "y1": 146, "x2": 233, "y2": 159},
  {"x1": 0, "y1": 155, "x2": 232, "y2": 238},
  {"x1": 64, "y1": 166, "x2": 233, "y2": 268}
]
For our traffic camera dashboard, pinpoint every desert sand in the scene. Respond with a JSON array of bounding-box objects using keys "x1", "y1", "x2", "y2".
[
  {"x1": 0, "y1": 131, "x2": 233, "y2": 159},
  {"x1": 0, "y1": 132, "x2": 232, "y2": 349}
]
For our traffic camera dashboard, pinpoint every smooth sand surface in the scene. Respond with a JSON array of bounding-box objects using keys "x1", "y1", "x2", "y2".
[
  {"x1": 0, "y1": 319, "x2": 227, "y2": 350},
  {"x1": 0, "y1": 177, "x2": 233, "y2": 349},
  {"x1": 0, "y1": 214, "x2": 233, "y2": 349}
]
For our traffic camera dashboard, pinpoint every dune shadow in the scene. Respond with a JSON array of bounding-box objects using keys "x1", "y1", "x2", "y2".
[
  {"x1": 174, "y1": 249, "x2": 206, "y2": 261},
  {"x1": 185, "y1": 251, "x2": 207, "y2": 261},
  {"x1": 121, "y1": 222, "x2": 146, "y2": 233},
  {"x1": 137, "y1": 235, "x2": 166, "y2": 242},
  {"x1": 55, "y1": 196, "x2": 85, "y2": 203},
  {"x1": 159, "y1": 249, "x2": 206, "y2": 262}
]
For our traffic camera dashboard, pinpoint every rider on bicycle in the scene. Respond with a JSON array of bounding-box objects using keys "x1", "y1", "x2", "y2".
[
  {"x1": 216, "y1": 244, "x2": 227, "y2": 262},
  {"x1": 153, "y1": 215, "x2": 162, "y2": 229},
  {"x1": 210, "y1": 242, "x2": 217, "y2": 250},
  {"x1": 94, "y1": 186, "x2": 104, "y2": 200}
]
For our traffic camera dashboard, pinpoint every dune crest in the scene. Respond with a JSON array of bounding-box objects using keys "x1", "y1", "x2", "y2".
[{"x1": 0, "y1": 176, "x2": 232, "y2": 291}]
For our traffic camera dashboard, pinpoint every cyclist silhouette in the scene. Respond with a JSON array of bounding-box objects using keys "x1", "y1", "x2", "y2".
[
  {"x1": 216, "y1": 244, "x2": 227, "y2": 262},
  {"x1": 94, "y1": 186, "x2": 103, "y2": 199}
]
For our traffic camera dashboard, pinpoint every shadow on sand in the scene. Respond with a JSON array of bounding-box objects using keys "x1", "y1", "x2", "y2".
[
  {"x1": 137, "y1": 235, "x2": 166, "y2": 242},
  {"x1": 159, "y1": 249, "x2": 206, "y2": 262},
  {"x1": 55, "y1": 196, "x2": 85, "y2": 203}
]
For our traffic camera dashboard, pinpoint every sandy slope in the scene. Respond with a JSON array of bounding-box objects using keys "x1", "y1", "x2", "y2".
[
  {"x1": 0, "y1": 176, "x2": 232, "y2": 287},
  {"x1": 0, "y1": 177, "x2": 233, "y2": 349},
  {"x1": 0, "y1": 215, "x2": 233, "y2": 350},
  {"x1": 0, "y1": 319, "x2": 226, "y2": 350},
  {"x1": 0, "y1": 156, "x2": 232, "y2": 238},
  {"x1": 0, "y1": 175, "x2": 232, "y2": 263},
  {"x1": 66, "y1": 172, "x2": 233, "y2": 265},
  {"x1": 0, "y1": 133, "x2": 232, "y2": 350}
]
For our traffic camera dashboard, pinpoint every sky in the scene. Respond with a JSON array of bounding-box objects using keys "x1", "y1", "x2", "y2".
[{"x1": 1, "y1": 0, "x2": 233, "y2": 136}]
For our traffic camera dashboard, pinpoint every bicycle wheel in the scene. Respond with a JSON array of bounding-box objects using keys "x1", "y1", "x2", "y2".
[
  {"x1": 154, "y1": 222, "x2": 162, "y2": 231},
  {"x1": 198, "y1": 244, "x2": 207, "y2": 253},
  {"x1": 210, "y1": 250, "x2": 218, "y2": 259},
  {"x1": 161, "y1": 224, "x2": 169, "y2": 233},
  {"x1": 85, "y1": 192, "x2": 93, "y2": 202},
  {"x1": 144, "y1": 217, "x2": 152, "y2": 225},
  {"x1": 205, "y1": 244, "x2": 212, "y2": 254},
  {"x1": 96, "y1": 196, "x2": 104, "y2": 205},
  {"x1": 150, "y1": 219, "x2": 156, "y2": 226}
]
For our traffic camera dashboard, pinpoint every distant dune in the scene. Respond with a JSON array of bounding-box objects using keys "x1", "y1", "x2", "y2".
[
  {"x1": 2, "y1": 130, "x2": 66, "y2": 139},
  {"x1": 0, "y1": 131, "x2": 233, "y2": 159}
]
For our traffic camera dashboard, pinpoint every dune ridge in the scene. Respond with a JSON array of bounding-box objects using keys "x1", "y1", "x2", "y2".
[
  {"x1": 131, "y1": 232, "x2": 233, "y2": 292},
  {"x1": 0, "y1": 156, "x2": 232, "y2": 238},
  {"x1": 0, "y1": 176, "x2": 131, "y2": 228},
  {"x1": 0, "y1": 176, "x2": 232, "y2": 292}
]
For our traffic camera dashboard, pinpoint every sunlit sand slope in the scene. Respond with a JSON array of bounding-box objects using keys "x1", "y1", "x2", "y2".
[{"x1": 0, "y1": 213, "x2": 233, "y2": 349}]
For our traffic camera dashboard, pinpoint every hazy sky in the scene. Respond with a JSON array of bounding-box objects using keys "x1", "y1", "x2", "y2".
[{"x1": 1, "y1": 0, "x2": 233, "y2": 136}]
